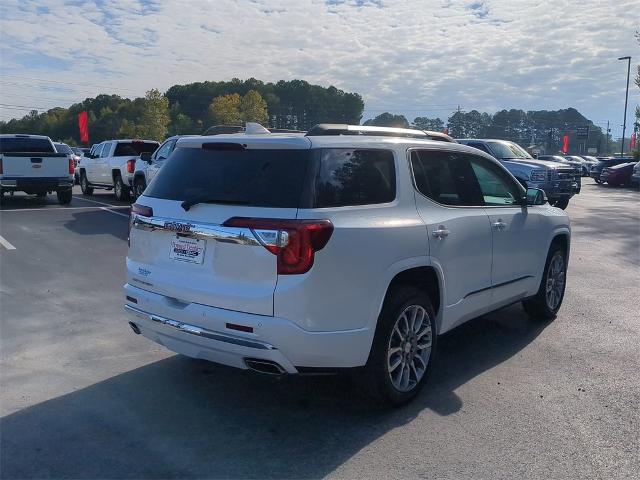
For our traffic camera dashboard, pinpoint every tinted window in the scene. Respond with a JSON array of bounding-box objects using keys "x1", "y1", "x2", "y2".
[
  {"x1": 486, "y1": 141, "x2": 531, "y2": 160},
  {"x1": 469, "y1": 157, "x2": 522, "y2": 206},
  {"x1": 154, "y1": 140, "x2": 174, "y2": 160},
  {"x1": 113, "y1": 141, "x2": 159, "y2": 157},
  {"x1": 0, "y1": 137, "x2": 54, "y2": 153},
  {"x1": 145, "y1": 147, "x2": 311, "y2": 208},
  {"x1": 314, "y1": 149, "x2": 395, "y2": 208},
  {"x1": 54, "y1": 143, "x2": 73, "y2": 154},
  {"x1": 411, "y1": 150, "x2": 482, "y2": 206},
  {"x1": 466, "y1": 142, "x2": 492, "y2": 154}
]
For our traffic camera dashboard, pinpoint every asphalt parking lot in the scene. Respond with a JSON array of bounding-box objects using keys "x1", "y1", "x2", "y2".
[{"x1": 1, "y1": 183, "x2": 638, "y2": 479}]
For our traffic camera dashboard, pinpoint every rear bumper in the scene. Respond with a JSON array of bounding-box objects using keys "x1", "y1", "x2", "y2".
[
  {"x1": 123, "y1": 283, "x2": 373, "y2": 372},
  {"x1": 0, "y1": 177, "x2": 73, "y2": 190}
]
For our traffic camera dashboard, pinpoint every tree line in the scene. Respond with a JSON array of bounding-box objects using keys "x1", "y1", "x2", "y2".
[{"x1": 0, "y1": 75, "x2": 636, "y2": 155}]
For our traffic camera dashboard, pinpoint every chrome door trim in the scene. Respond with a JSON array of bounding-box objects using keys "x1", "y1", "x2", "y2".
[
  {"x1": 123, "y1": 304, "x2": 276, "y2": 350},
  {"x1": 132, "y1": 214, "x2": 262, "y2": 246}
]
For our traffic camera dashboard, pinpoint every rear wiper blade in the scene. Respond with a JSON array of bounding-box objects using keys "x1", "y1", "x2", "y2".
[{"x1": 181, "y1": 197, "x2": 250, "y2": 211}]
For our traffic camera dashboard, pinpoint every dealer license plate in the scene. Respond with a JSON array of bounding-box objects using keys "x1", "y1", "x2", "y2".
[{"x1": 169, "y1": 236, "x2": 206, "y2": 264}]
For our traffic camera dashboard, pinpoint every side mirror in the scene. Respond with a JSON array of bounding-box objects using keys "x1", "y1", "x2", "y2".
[
  {"x1": 140, "y1": 151, "x2": 152, "y2": 163},
  {"x1": 525, "y1": 188, "x2": 547, "y2": 206}
]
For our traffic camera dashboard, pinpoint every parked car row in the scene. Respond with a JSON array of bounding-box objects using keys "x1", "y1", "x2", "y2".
[{"x1": 590, "y1": 156, "x2": 639, "y2": 188}]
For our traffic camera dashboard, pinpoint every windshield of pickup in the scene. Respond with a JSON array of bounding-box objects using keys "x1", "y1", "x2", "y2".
[
  {"x1": 0, "y1": 137, "x2": 54, "y2": 153},
  {"x1": 113, "y1": 141, "x2": 160, "y2": 157},
  {"x1": 486, "y1": 141, "x2": 532, "y2": 160}
]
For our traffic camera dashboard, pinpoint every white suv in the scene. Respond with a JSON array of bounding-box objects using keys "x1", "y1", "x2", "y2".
[{"x1": 124, "y1": 124, "x2": 570, "y2": 405}]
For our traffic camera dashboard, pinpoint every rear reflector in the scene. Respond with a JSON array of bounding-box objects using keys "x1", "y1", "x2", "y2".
[
  {"x1": 223, "y1": 217, "x2": 333, "y2": 275},
  {"x1": 225, "y1": 323, "x2": 254, "y2": 333}
]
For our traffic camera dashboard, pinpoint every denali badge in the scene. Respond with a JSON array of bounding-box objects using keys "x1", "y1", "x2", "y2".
[{"x1": 164, "y1": 221, "x2": 193, "y2": 233}]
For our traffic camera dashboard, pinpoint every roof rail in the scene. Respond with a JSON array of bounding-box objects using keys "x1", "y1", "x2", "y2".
[
  {"x1": 202, "y1": 123, "x2": 305, "y2": 136},
  {"x1": 305, "y1": 124, "x2": 456, "y2": 142}
]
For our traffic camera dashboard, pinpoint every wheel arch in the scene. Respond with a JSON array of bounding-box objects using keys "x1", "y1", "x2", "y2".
[{"x1": 380, "y1": 264, "x2": 443, "y2": 334}]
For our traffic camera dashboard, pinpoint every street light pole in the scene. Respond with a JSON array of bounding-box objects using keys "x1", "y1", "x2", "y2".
[{"x1": 618, "y1": 56, "x2": 631, "y2": 157}]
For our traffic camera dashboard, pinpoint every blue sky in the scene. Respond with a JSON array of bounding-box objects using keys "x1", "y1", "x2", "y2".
[{"x1": 0, "y1": 0, "x2": 638, "y2": 137}]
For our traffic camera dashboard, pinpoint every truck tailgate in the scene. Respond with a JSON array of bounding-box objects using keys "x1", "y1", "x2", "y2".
[{"x1": 1, "y1": 153, "x2": 69, "y2": 178}]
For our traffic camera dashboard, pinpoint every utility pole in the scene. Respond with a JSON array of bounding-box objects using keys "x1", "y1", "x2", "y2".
[
  {"x1": 618, "y1": 56, "x2": 631, "y2": 157},
  {"x1": 606, "y1": 120, "x2": 610, "y2": 154}
]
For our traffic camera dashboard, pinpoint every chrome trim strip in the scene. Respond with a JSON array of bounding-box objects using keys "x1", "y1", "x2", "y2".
[
  {"x1": 123, "y1": 304, "x2": 276, "y2": 350},
  {"x1": 132, "y1": 214, "x2": 261, "y2": 246},
  {"x1": 463, "y1": 275, "x2": 534, "y2": 299}
]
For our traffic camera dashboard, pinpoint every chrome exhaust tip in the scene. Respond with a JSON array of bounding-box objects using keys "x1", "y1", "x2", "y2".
[
  {"x1": 128, "y1": 322, "x2": 141, "y2": 335},
  {"x1": 244, "y1": 358, "x2": 285, "y2": 375}
]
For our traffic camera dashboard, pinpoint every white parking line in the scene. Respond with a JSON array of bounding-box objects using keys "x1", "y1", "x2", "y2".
[
  {"x1": 72, "y1": 196, "x2": 123, "y2": 208},
  {"x1": 100, "y1": 207, "x2": 130, "y2": 218},
  {"x1": 0, "y1": 234, "x2": 17, "y2": 250}
]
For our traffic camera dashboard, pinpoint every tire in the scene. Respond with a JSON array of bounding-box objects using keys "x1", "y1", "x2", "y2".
[
  {"x1": 594, "y1": 178, "x2": 603, "y2": 184},
  {"x1": 362, "y1": 287, "x2": 437, "y2": 406},
  {"x1": 523, "y1": 244, "x2": 567, "y2": 320},
  {"x1": 133, "y1": 177, "x2": 146, "y2": 200},
  {"x1": 551, "y1": 198, "x2": 569, "y2": 209},
  {"x1": 56, "y1": 188, "x2": 72, "y2": 205},
  {"x1": 113, "y1": 174, "x2": 130, "y2": 201},
  {"x1": 80, "y1": 172, "x2": 94, "y2": 196}
]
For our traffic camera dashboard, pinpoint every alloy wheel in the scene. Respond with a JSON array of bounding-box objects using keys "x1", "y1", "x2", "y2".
[
  {"x1": 545, "y1": 252, "x2": 566, "y2": 310},
  {"x1": 387, "y1": 305, "x2": 432, "y2": 392}
]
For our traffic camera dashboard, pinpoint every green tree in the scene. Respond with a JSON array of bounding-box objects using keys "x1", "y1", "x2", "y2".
[
  {"x1": 208, "y1": 93, "x2": 242, "y2": 125},
  {"x1": 240, "y1": 90, "x2": 268, "y2": 124},
  {"x1": 412, "y1": 117, "x2": 444, "y2": 131},
  {"x1": 363, "y1": 112, "x2": 409, "y2": 128},
  {"x1": 135, "y1": 89, "x2": 170, "y2": 140}
]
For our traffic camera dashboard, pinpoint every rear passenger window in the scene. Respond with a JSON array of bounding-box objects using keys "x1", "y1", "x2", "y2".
[
  {"x1": 314, "y1": 149, "x2": 396, "y2": 208},
  {"x1": 411, "y1": 150, "x2": 482, "y2": 206}
]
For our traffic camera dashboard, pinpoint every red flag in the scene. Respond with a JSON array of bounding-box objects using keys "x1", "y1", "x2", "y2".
[
  {"x1": 78, "y1": 111, "x2": 89, "y2": 144},
  {"x1": 561, "y1": 134, "x2": 569, "y2": 153},
  {"x1": 631, "y1": 132, "x2": 637, "y2": 150}
]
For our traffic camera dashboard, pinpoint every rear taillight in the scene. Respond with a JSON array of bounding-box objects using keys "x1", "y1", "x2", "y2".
[
  {"x1": 129, "y1": 203, "x2": 153, "y2": 246},
  {"x1": 127, "y1": 159, "x2": 135, "y2": 174},
  {"x1": 69, "y1": 158, "x2": 75, "y2": 174},
  {"x1": 223, "y1": 217, "x2": 334, "y2": 275}
]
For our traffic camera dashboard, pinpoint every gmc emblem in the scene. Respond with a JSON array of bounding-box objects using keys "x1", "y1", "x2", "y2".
[{"x1": 164, "y1": 221, "x2": 193, "y2": 233}]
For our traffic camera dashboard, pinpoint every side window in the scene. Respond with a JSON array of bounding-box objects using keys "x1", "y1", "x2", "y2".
[
  {"x1": 100, "y1": 142, "x2": 111, "y2": 157},
  {"x1": 468, "y1": 156, "x2": 523, "y2": 206},
  {"x1": 314, "y1": 149, "x2": 396, "y2": 208},
  {"x1": 411, "y1": 150, "x2": 482, "y2": 206},
  {"x1": 154, "y1": 140, "x2": 174, "y2": 160}
]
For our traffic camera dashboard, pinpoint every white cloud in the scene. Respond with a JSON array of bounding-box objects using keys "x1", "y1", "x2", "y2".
[{"x1": 0, "y1": 0, "x2": 637, "y2": 135}]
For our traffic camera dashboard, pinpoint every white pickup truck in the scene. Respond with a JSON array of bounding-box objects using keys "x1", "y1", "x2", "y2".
[
  {"x1": 79, "y1": 139, "x2": 159, "y2": 200},
  {"x1": 0, "y1": 134, "x2": 74, "y2": 204}
]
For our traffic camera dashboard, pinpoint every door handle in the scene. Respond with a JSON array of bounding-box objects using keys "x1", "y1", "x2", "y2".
[
  {"x1": 492, "y1": 220, "x2": 507, "y2": 231},
  {"x1": 432, "y1": 226, "x2": 450, "y2": 239}
]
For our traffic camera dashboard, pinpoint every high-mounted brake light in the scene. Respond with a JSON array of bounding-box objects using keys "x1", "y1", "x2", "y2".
[
  {"x1": 127, "y1": 159, "x2": 135, "y2": 174},
  {"x1": 223, "y1": 217, "x2": 334, "y2": 275},
  {"x1": 68, "y1": 158, "x2": 75, "y2": 175}
]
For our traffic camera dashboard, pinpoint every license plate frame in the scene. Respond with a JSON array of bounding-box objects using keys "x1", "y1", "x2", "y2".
[{"x1": 169, "y1": 235, "x2": 207, "y2": 265}]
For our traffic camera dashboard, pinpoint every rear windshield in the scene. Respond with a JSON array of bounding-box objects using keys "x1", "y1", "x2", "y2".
[
  {"x1": 54, "y1": 143, "x2": 73, "y2": 154},
  {"x1": 0, "y1": 137, "x2": 54, "y2": 153},
  {"x1": 113, "y1": 141, "x2": 159, "y2": 157},
  {"x1": 145, "y1": 146, "x2": 311, "y2": 208}
]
